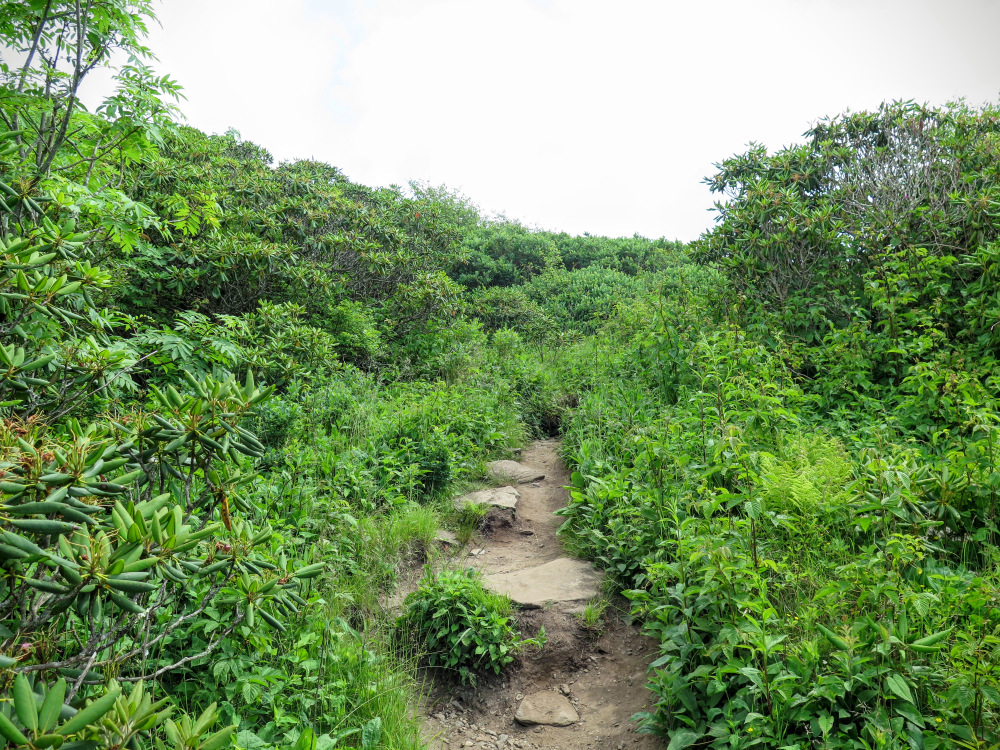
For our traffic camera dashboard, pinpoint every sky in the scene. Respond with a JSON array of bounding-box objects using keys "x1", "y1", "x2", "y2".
[{"x1": 126, "y1": 0, "x2": 1000, "y2": 242}]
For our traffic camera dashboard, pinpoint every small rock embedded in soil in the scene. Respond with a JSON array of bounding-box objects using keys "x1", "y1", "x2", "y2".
[
  {"x1": 435, "y1": 529, "x2": 459, "y2": 546},
  {"x1": 486, "y1": 460, "x2": 545, "y2": 484},
  {"x1": 453, "y1": 485, "x2": 521, "y2": 511},
  {"x1": 514, "y1": 691, "x2": 580, "y2": 727}
]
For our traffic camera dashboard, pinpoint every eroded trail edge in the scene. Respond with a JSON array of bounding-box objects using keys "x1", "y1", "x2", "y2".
[{"x1": 421, "y1": 439, "x2": 663, "y2": 750}]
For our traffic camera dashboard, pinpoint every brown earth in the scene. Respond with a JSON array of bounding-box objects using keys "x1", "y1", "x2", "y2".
[{"x1": 417, "y1": 439, "x2": 664, "y2": 750}]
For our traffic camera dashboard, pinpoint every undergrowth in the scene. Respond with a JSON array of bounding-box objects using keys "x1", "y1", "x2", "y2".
[
  {"x1": 396, "y1": 568, "x2": 545, "y2": 685},
  {"x1": 6, "y1": 8, "x2": 999, "y2": 748}
]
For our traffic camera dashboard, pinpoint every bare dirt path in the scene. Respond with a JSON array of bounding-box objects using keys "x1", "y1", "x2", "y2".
[{"x1": 420, "y1": 439, "x2": 663, "y2": 750}]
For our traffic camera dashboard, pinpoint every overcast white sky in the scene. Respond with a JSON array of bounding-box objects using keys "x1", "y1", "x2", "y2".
[{"x1": 137, "y1": 0, "x2": 1000, "y2": 242}]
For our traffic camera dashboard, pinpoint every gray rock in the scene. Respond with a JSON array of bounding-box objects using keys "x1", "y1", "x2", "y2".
[
  {"x1": 483, "y1": 557, "x2": 602, "y2": 611},
  {"x1": 515, "y1": 691, "x2": 579, "y2": 727},
  {"x1": 453, "y1": 485, "x2": 520, "y2": 511},
  {"x1": 486, "y1": 460, "x2": 545, "y2": 484},
  {"x1": 435, "y1": 529, "x2": 459, "y2": 546}
]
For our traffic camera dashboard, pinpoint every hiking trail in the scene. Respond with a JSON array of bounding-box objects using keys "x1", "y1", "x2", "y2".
[{"x1": 417, "y1": 439, "x2": 663, "y2": 750}]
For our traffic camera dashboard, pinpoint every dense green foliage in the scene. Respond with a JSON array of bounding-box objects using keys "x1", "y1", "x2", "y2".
[
  {"x1": 397, "y1": 568, "x2": 542, "y2": 685},
  {"x1": 0, "y1": 3, "x2": 549, "y2": 748},
  {"x1": 0, "y1": 3, "x2": 672, "y2": 745},
  {"x1": 450, "y1": 220, "x2": 680, "y2": 290},
  {"x1": 552, "y1": 101, "x2": 1000, "y2": 750},
  {"x1": 3, "y1": 3, "x2": 997, "y2": 750}
]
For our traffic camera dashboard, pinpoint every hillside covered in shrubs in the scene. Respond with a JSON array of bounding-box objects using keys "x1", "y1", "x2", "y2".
[{"x1": 0, "y1": 2, "x2": 998, "y2": 750}]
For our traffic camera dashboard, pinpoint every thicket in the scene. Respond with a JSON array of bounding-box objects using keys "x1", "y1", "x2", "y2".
[
  {"x1": 6, "y1": 3, "x2": 993, "y2": 750},
  {"x1": 555, "y1": 101, "x2": 1000, "y2": 750},
  {"x1": 450, "y1": 219, "x2": 680, "y2": 290},
  {"x1": 0, "y1": 2, "x2": 683, "y2": 746},
  {"x1": 0, "y1": 3, "x2": 574, "y2": 749}
]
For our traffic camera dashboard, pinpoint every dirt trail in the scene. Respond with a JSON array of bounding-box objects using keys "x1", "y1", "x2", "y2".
[{"x1": 420, "y1": 439, "x2": 663, "y2": 750}]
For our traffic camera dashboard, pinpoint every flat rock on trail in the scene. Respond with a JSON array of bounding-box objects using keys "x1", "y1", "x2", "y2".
[
  {"x1": 484, "y1": 557, "x2": 602, "y2": 613},
  {"x1": 486, "y1": 459, "x2": 546, "y2": 484},
  {"x1": 454, "y1": 485, "x2": 522, "y2": 511},
  {"x1": 420, "y1": 439, "x2": 662, "y2": 750}
]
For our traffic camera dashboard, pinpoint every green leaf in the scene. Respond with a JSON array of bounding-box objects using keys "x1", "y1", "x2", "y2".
[
  {"x1": 885, "y1": 673, "x2": 914, "y2": 703},
  {"x1": 199, "y1": 725, "x2": 236, "y2": 750},
  {"x1": 818, "y1": 712, "x2": 833, "y2": 736},
  {"x1": 894, "y1": 700, "x2": 925, "y2": 728},
  {"x1": 361, "y1": 717, "x2": 382, "y2": 749},
  {"x1": 293, "y1": 562, "x2": 325, "y2": 579},
  {"x1": 817, "y1": 623, "x2": 849, "y2": 651},
  {"x1": 9, "y1": 518, "x2": 77, "y2": 536},
  {"x1": 293, "y1": 728, "x2": 317, "y2": 750},
  {"x1": 39, "y1": 679, "x2": 67, "y2": 732},
  {"x1": 56, "y1": 687, "x2": 121, "y2": 736},
  {"x1": 14, "y1": 673, "x2": 38, "y2": 733},
  {"x1": 235, "y1": 731, "x2": 268, "y2": 749},
  {"x1": 0, "y1": 710, "x2": 29, "y2": 745},
  {"x1": 666, "y1": 729, "x2": 701, "y2": 750},
  {"x1": 911, "y1": 627, "x2": 952, "y2": 648}
]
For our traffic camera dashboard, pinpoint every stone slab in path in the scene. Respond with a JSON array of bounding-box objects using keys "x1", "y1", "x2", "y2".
[
  {"x1": 486, "y1": 460, "x2": 545, "y2": 484},
  {"x1": 453, "y1": 485, "x2": 521, "y2": 511},
  {"x1": 483, "y1": 557, "x2": 602, "y2": 610},
  {"x1": 514, "y1": 691, "x2": 580, "y2": 726}
]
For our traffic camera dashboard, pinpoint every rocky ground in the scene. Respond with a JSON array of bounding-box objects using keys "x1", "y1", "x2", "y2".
[{"x1": 416, "y1": 440, "x2": 664, "y2": 750}]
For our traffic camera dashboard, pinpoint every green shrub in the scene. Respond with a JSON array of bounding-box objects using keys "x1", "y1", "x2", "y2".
[
  {"x1": 468, "y1": 286, "x2": 553, "y2": 339},
  {"x1": 377, "y1": 429, "x2": 455, "y2": 499},
  {"x1": 397, "y1": 568, "x2": 543, "y2": 683},
  {"x1": 251, "y1": 395, "x2": 305, "y2": 447},
  {"x1": 389, "y1": 318, "x2": 487, "y2": 383},
  {"x1": 379, "y1": 381, "x2": 526, "y2": 466},
  {"x1": 449, "y1": 221, "x2": 682, "y2": 288},
  {"x1": 525, "y1": 265, "x2": 643, "y2": 334},
  {"x1": 450, "y1": 221, "x2": 556, "y2": 288}
]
